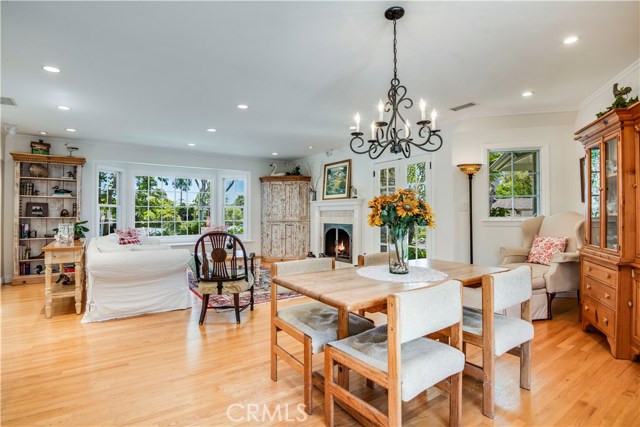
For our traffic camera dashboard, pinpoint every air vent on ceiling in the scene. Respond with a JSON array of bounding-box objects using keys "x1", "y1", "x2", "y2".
[
  {"x1": 1, "y1": 97, "x2": 17, "y2": 106},
  {"x1": 450, "y1": 102, "x2": 476, "y2": 112}
]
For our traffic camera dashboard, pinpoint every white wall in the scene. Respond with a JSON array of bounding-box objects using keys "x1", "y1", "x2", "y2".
[
  {"x1": 575, "y1": 59, "x2": 640, "y2": 130},
  {"x1": 2, "y1": 135, "x2": 277, "y2": 283},
  {"x1": 451, "y1": 111, "x2": 584, "y2": 266}
]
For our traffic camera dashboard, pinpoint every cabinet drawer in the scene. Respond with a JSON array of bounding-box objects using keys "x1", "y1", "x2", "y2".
[
  {"x1": 583, "y1": 276, "x2": 616, "y2": 309},
  {"x1": 583, "y1": 260, "x2": 618, "y2": 288},
  {"x1": 583, "y1": 297, "x2": 616, "y2": 338}
]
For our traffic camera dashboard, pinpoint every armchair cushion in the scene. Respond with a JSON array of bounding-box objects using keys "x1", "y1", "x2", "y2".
[
  {"x1": 526, "y1": 235, "x2": 568, "y2": 265},
  {"x1": 550, "y1": 251, "x2": 579, "y2": 263},
  {"x1": 503, "y1": 263, "x2": 548, "y2": 290}
]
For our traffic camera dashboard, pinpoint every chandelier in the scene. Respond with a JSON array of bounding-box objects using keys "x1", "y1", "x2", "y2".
[{"x1": 350, "y1": 6, "x2": 443, "y2": 159}]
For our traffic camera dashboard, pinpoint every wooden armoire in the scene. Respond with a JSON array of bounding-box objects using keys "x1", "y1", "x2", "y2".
[
  {"x1": 260, "y1": 176, "x2": 310, "y2": 262},
  {"x1": 574, "y1": 102, "x2": 640, "y2": 360}
]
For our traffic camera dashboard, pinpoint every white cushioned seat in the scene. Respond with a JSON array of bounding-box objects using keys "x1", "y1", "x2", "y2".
[
  {"x1": 330, "y1": 324, "x2": 465, "y2": 402},
  {"x1": 278, "y1": 302, "x2": 374, "y2": 353},
  {"x1": 198, "y1": 271, "x2": 254, "y2": 295},
  {"x1": 503, "y1": 262, "x2": 548, "y2": 290},
  {"x1": 463, "y1": 307, "x2": 534, "y2": 356}
]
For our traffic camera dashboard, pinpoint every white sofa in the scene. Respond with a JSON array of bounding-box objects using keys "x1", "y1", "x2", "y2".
[{"x1": 82, "y1": 234, "x2": 192, "y2": 323}]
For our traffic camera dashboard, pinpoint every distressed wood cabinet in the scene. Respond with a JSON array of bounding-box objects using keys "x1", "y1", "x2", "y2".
[
  {"x1": 575, "y1": 102, "x2": 639, "y2": 360},
  {"x1": 260, "y1": 176, "x2": 311, "y2": 262}
]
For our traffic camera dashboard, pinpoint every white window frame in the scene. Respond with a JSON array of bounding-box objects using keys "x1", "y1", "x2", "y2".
[
  {"x1": 481, "y1": 141, "x2": 550, "y2": 224},
  {"x1": 217, "y1": 171, "x2": 251, "y2": 241},
  {"x1": 95, "y1": 166, "x2": 124, "y2": 236}
]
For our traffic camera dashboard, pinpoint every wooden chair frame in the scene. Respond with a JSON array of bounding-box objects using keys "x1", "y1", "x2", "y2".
[
  {"x1": 194, "y1": 232, "x2": 255, "y2": 325},
  {"x1": 462, "y1": 272, "x2": 532, "y2": 419},
  {"x1": 270, "y1": 258, "x2": 335, "y2": 415},
  {"x1": 324, "y1": 290, "x2": 463, "y2": 427}
]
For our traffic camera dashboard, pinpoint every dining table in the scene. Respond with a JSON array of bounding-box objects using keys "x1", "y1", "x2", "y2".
[{"x1": 271, "y1": 258, "x2": 507, "y2": 387}]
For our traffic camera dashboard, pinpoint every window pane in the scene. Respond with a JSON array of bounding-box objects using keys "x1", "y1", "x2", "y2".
[{"x1": 488, "y1": 150, "x2": 540, "y2": 218}]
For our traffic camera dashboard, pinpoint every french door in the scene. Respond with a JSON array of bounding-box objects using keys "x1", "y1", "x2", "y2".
[{"x1": 373, "y1": 155, "x2": 433, "y2": 259}]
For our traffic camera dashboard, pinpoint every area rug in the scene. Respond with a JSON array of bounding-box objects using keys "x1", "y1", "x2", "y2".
[{"x1": 188, "y1": 267, "x2": 302, "y2": 312}]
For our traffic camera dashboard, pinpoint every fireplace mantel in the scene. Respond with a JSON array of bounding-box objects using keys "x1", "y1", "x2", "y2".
[{"x1": 310, "y1": 199, "x2": 366, "y2": 264}]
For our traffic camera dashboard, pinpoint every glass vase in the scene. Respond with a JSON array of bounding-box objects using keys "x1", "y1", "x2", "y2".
[{"x1": 387, "y1": 225, "x2": 409, "y2": 274}]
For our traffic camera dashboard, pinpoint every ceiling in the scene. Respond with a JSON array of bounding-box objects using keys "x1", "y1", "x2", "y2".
[{"x1": 1, "y1": 1, "x2": 638, "y2": 160}]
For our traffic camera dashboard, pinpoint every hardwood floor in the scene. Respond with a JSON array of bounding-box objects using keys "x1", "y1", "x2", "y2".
[{"x1": 2, "y1": 283, "x2": 639, "y2": 426}]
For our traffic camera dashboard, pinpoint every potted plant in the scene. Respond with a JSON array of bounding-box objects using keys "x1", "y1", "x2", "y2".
[{"x1": 73, "y1": 221, "x2": 89, "y2": 240}]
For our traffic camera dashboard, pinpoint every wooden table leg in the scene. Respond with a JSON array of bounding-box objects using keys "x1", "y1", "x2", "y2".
[
  {"x1": 44, "y1": 263, "x2": 52, "y2": 319},
  {"x1": 74, "y1": 260, "x2": 83, "y2": 314},
  {"x1": 337, "y1": 309, "x2": 350, "y2": 389}
]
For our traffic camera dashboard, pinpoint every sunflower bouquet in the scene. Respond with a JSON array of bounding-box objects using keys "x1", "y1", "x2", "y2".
[{"x1": 368, "y1": 188, "x2": 435, "y2": 273}]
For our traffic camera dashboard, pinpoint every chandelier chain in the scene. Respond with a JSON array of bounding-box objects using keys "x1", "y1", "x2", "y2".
[{"x1": 392, "y1": 19, "x2": 398, "y2": 80}]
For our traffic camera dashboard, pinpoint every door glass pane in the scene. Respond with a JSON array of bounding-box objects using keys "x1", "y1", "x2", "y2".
[
  {"x1": 406, "y1": 161, "x2": 428, "y2": 259},
  {"x1": 377, "y1": 165, "x2": 396, "y2": 252},
  {"x1": 589, "y1": 147, "x2": 601, "y2": 246},
  {"x1": 604, "y1": 139, "x2": 618, "y2": 250}
]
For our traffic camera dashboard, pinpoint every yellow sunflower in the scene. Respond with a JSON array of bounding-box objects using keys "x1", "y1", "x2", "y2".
[{"x1": 396, "y1": 197, "x2": 419, "y2": 217}]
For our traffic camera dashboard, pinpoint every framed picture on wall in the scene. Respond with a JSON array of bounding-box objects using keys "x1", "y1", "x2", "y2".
[{"x1": 322, "y1": 159, "x2": 351, "y2": 200}]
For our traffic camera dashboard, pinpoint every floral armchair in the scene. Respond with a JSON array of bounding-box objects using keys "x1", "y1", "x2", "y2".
[{"x1": 500, "y1": 211, "x2": 584, "y2": 320}]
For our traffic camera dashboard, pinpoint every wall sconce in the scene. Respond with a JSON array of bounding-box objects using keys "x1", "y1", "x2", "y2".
[{"x1": 457, "y1": 163, "x2": 483, "y2": 263}]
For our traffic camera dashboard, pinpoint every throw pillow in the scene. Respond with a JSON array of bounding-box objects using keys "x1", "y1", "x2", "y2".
[
  {"x1": 115, "y1": 228, "x2": 142, "y2": 245},
  {"x1": 526, "y1": 235, "x2": 568, "y2": 265}
]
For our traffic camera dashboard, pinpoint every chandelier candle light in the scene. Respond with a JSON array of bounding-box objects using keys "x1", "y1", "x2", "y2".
[
  {"x1": 350, "y1": 6, "x2": 443, "y2": 159},
  {"x1": 368, "y1": 188, "x2": 435, "y2": 274}
]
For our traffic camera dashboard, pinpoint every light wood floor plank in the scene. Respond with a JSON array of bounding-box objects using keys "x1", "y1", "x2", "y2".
[{"x1": 2, "y1": 283, "x2": 639, "y2": 426}]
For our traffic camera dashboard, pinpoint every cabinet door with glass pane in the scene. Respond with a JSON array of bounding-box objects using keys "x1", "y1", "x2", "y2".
[
  {"x1": 588, "y1": 146, "x2": 601, "y2": 247},
  {"x1": 603, "y1": 137, "x2": 619, "y2": 251}
]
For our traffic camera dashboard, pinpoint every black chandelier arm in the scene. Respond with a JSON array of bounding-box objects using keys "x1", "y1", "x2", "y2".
[
  {"x1": 349, "y1": 134, "x2": 371, "y2": 155},
  {"x1": 413, "y1": 129, "x2": 444, "y2": 152}
]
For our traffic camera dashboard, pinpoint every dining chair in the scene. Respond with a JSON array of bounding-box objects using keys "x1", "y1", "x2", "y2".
[
  {"x1": 324, "y1": 280, "x2": 465, "y2": 427},
  {"x1": 270, "y1": 258, "x2": 374, "y2": 415},
  {"x1": 356, "y1": 252, "x2": 388, "y2": 316},
  {"x1": 462, "y1": 265, "x2": 534, "y2": 418},
  {"x1": 193, "y1": 231, "x2": 255, "y2": 325}
]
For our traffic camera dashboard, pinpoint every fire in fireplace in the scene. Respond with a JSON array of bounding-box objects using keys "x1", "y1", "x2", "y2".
[{"x1": 323, "y1": 223, "x2": 353, "y2": 263}]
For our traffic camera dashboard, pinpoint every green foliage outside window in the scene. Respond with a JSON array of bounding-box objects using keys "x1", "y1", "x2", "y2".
[{"x1": 488, "y1": 150, "x2": 539, "y2": 218}]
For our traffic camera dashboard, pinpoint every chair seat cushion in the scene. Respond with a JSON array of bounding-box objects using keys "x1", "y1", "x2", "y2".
[
  {"x1": 463, "y1": 307, "x2": 534, "y2": 356},
  {"x1": 329, "y1": 325, "x2": 465, "y2": 402},
  {"x1": 198, "y1": 272, "x2": 253, "y2": 295},
  {"x1": 503, "y1": 262, "x2": 548, "y2": 290},
  {"x1": 278, "y1": 302, "x2": 374, "y2": 353}
]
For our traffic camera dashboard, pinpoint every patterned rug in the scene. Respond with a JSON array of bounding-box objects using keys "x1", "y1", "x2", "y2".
[{"x1": 188, "y1": 267, "x2": 302, "y2": 312}]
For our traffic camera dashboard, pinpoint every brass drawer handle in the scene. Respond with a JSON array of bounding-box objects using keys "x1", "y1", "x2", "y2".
[
  {"x1": 586, "y1": 284, "x2": 592, "y2": 289},
  {"x1": 629, "y1": 300, "x2": 633, "y2": 308},
  {"x1": 604, "y1": 292, "x2": 610, "y2": 299},
  {"x1": 603, "y1": 317, "x2": 609, "y2": 325},
  {"x1": 584, "y1": 305, "x2": 590, "y2": 311},
  {"x1": 606, "y1": 273, "x2": 611, "y2": 279},
  {"x1": 587, "y1": 267, "x2": 592, "y2": 271}
]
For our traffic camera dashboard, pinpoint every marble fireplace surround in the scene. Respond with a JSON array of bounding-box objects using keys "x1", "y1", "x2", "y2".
[{"x1": 310, "y1": 199, "x2": 366, "y2": 264}]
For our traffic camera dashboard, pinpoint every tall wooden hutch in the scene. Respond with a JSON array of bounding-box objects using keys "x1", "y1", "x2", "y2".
[
  {"x1": 11, "y1": 153, "x2": 85, "y2": 285},
  {"x1": 575, "y1": 102, "x2": 640, "y2": 360}
]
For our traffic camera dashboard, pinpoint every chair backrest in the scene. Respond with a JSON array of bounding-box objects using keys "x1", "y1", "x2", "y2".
[
  {"x1": 272, "y1": 258, "x2": 334, "y2": 277},
  {"x1": 390, "y1": 280, "x2": 462, "y2": 344},
  {"x1": 491, "y1": 265, "x2": 532, "y2": 311},
  {"x1": 357, "y1": 252, "x2": 388, "y2": 266},
  {"x1": 537, "y1": 211, "x2": 585, "y2": 252},
  {"x1": 194, "y1": 232, "x2": 249, "y2": 282}
]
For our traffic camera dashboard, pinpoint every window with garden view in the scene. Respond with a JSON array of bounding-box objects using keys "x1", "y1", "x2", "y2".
[
  {"x1": 223, "y1": 178, "x2": 246, "y2": 235},
  {"x1": 488, "y1": 150, "x2": 540, "y2": 218},
  {"x1": 98, "y1": 170, "x2": 120, "y2": 236},
  {"x1": 135, "y1": 176, "x2": 211, "y2": 236}
]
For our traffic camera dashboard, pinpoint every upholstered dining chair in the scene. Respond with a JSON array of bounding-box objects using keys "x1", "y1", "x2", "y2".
[
  {"x1": 462, "y1": 265, "x2": 534, "y2": 418},
  {"x1": 193, "y1": 231, "x2": 255, "y2": 325},
  {"x1": 324, "y1": 280, "x2": 465, "y2": 427},
  {"x1": 270, "y1": 258, "x2": 374, "y2": 415}
]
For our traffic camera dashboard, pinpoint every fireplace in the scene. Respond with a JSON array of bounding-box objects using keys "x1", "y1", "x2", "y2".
[{"x1": 323, "y1": 223, "x2": 352, "y2": 263}]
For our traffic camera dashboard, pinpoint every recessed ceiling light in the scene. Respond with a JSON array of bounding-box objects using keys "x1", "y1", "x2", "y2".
[
  {"x1": 40, "y1": 131, "x2": 48, "y2": 135},
  {"x1": 42, "y1": 66, "x2": 61, "y2": 73},
  {"x1": 272, "y1": 152, "x2": 278, "y2": 156},
  {"x1": 563, "y1": 35, "x2": 579, "y2": 45},
  {"x1": 308, "y1": 146, "x2": 313, "y2": 149},
  {"x1": 237, "y1": 104, "x2": 249, "y2": 110},
  {"x1": 522, "y1": 91, "x2": 534, "y2": 97},
  {"x1": 65, "y1": 128, "x2": 76, "y2": 132},
  {"x1": 188, "y1": 143, "x2": 196, "y2": 147},
  {"x1": 57, "y1": 105, "x2": 71, "y2": 111},
  {"x1": 206, "y1": 128, "x2": 217, "y2": 132}
]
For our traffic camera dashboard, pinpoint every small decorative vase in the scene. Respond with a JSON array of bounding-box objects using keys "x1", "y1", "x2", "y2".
[{"x1": 387, "y1": 225, "x2": 409, "y2": 274}]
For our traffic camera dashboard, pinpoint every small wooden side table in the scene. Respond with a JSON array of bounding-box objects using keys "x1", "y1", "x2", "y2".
[{"x1": 42, "y1": 240, "x2": 85, "y2": 319}]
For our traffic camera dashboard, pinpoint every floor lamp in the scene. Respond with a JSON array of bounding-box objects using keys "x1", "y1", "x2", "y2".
[{"x1": 457, "y1": 163, "x2": 482, "y2": 264}]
